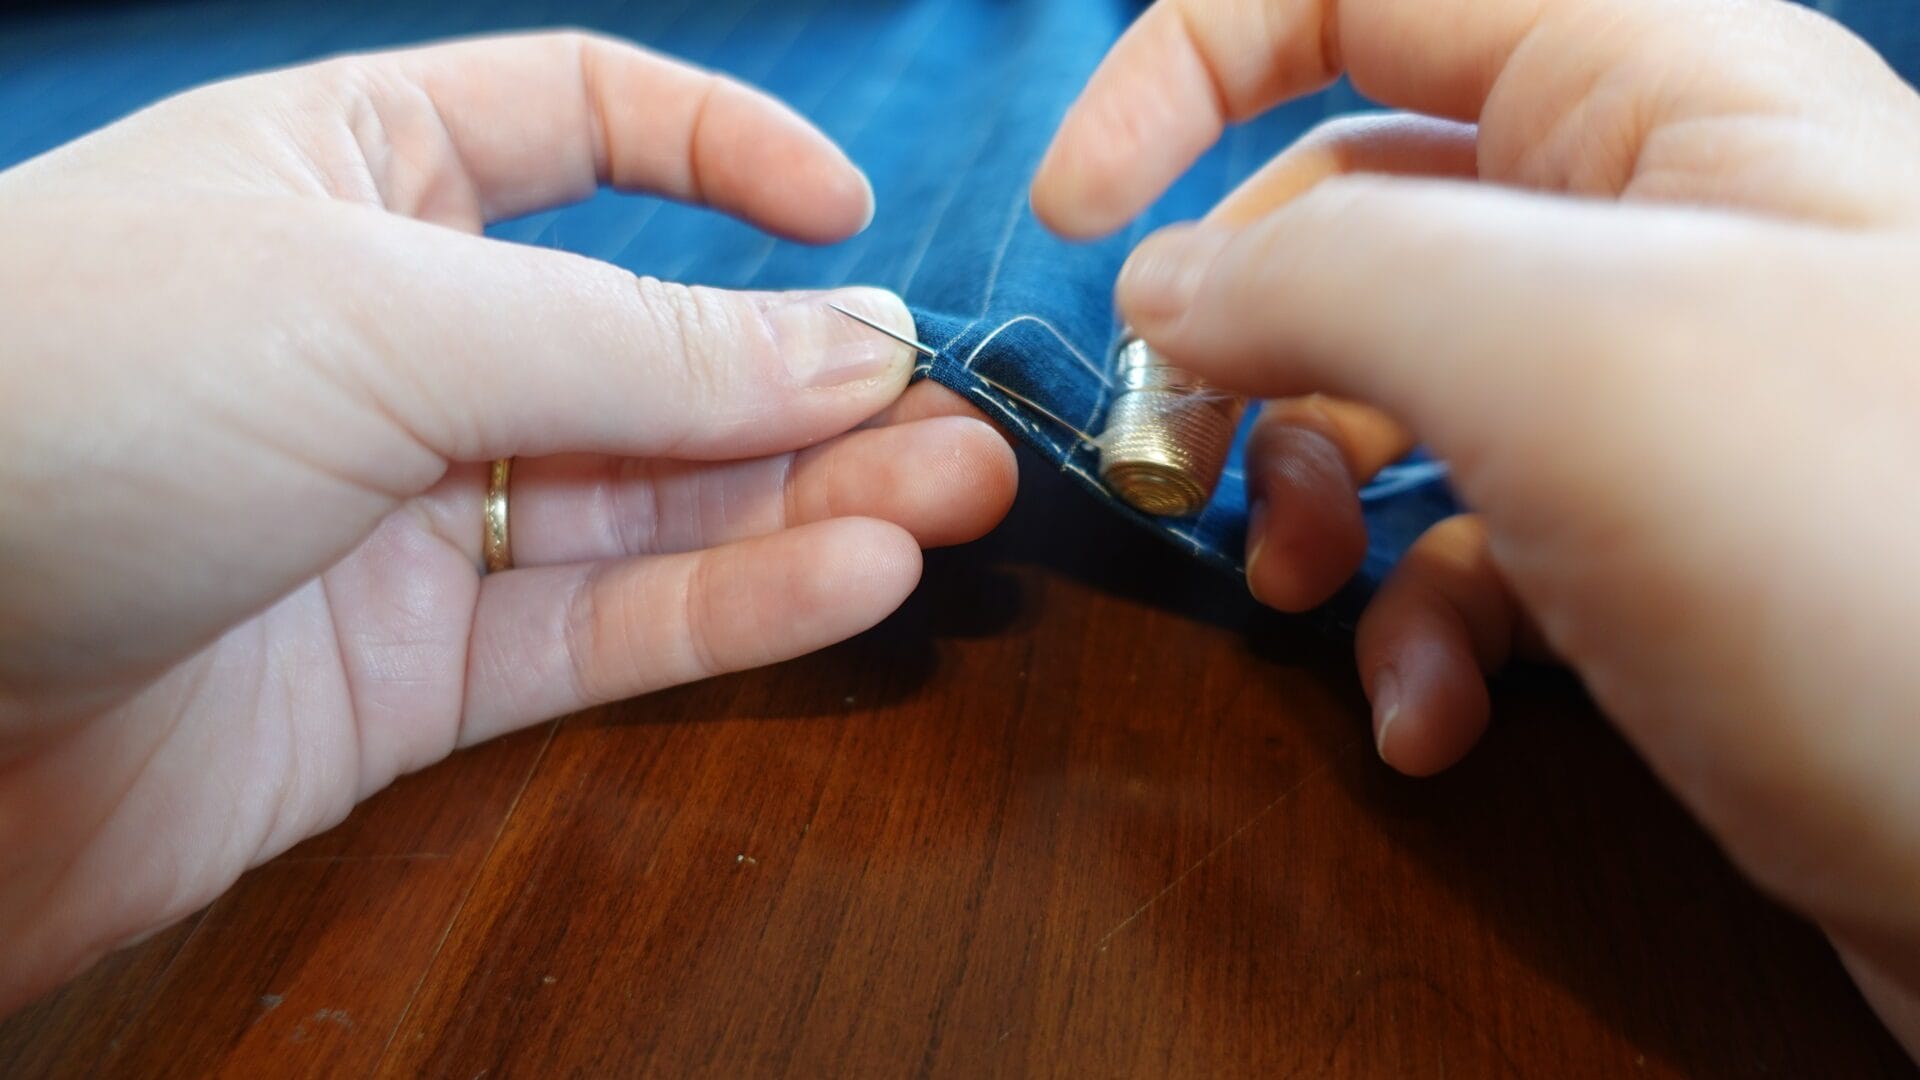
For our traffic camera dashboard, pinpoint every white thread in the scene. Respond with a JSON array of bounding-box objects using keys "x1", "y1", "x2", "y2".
[
  {"x1": 931, "y1": 174, "x2": 1093, "y2": 356},
  {"x1": 935, "y1": 313, "x2": 986, "y2": 354},
  {"x1": 969, "y1": 370, "x2": 1097, "y2": 449},
  {"x1": 1362, "y1": 460, "x2": 1451, "y2": 499},
  {"x1": 1061, "y1": 460, "x2": 1102, "y2": 489},
  {"x1": 960, "y1": 314, "x2": 1106, "y2": 386},
  {"x1": 1165, "y1": 526, "x2": 1207, "y2": 555},
  {"x1": 971, "y1": 385, "x2": 1039, "y2": 437}
]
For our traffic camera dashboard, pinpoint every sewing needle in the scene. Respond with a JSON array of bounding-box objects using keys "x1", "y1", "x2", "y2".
[{"x1": 828, "y1": 302, "x2": 939, "y2": 359}]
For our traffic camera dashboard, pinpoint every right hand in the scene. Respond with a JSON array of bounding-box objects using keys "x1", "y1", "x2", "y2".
[{"x1": 1032, "y1": 0, "x2": 1920, "y2": 1053}]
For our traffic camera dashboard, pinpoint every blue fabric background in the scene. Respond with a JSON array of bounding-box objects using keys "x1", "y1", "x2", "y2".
[{"x1": 2, "y1": 0, "x2": 1914, "y2": 621}]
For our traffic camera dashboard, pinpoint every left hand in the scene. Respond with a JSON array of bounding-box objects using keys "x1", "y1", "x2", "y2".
[{"x1": 0, "y1": 32, "x2": 1016, "y2": 1010}]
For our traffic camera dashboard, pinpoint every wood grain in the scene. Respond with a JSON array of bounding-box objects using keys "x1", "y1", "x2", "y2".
[
  {"x1": 0, "y1": 723, "x2": 553, "y2": 1080},
  {"x1": 1, "y1": 450, "x2": 1911, "y2": 1077}
]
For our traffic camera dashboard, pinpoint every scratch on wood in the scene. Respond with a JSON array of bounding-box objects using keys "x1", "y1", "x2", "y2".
[
  {"x1": 372, "y1": 720, "x2": 563, "y2": 1070},
  {"x1": 1093, "y1": 749, "x2": 1352, "y2": 954},
  {"x1": 273, "y1": 853, "x2": 452, "y2": 864}
]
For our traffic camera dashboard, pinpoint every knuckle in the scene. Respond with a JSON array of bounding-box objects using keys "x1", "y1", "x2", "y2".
[
  {"x1": 1297, "y1": 113, "x2": 1387, "y2": 149},
  {"x1": 272, "y1": 53, "x2": 384, "y2": 115},
  {"x1": 1251, "y1": 396, "x2": 1348, "y2": 467},
  {"x1": 561, "y1": 564, "x2": 628, "y2": 707},
  {"x1": 1255, "y1": 174, "x2": 1396, "y2": 269},
  {"x1": 677, "y1": 555, "x2": 726, "y2": 681},
  {"x1": 1289, "y1": 173, "x2": 1407, "y2": 233},
  {"x1": 1257, "y1": 393, "x2": 1342, "y2": 439},
  {"x1": 539, "y1": 26, "x2": 616, "y2": 55},
  {"x1": 560, "y1": 569, "x2": 604, "y2": 706},
  {"x1": 605, "y1": 456, "x2": 664, "y2": 557},
  {"x1": 624, "y1": 276, "x2": 776, "y2": 441},
  {"x1": 629, "y1": 275, "x2": 724, "y2": 397}
]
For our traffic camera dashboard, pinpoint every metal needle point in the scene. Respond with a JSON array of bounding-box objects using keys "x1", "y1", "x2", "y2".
[{"x1": 828, "y1": 302, "x2": 938, "y2": 358}]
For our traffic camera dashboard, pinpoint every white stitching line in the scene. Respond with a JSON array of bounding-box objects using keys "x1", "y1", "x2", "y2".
[
  {"x1": 830, "y1": 0, "x2": 957, "y2": 140},
  {"x1": 797, "y1": 0, "x2": 962, "y2": 285},
  {"x1": 892, "y1": 9, "x2": 1041, "y2": 300},
  {"x1": 1082, "y1": 379, "x2": 1111, "y2": 437},
  {"x1": 1165, "y1": 525, "x2": 1206, "y2": 555},
  {"x1": 722, "y1": 0, "x2": 858, "y2": 286},
  {"x1": 935, "y1": 313, "x2": 986, "y2": 354},
  {"x1": 598, "y1": 199, "x2": 666, "y2": 265},
  {"x1": 593, "y1": 0, "x2": 736, "y2": 264},
  {"x1": 647, "y1": 0, "x2": 781, "y2": 281},
  {"x1": 963, "y1": 374, "x2": 1104, "y2": 489},
  {"x1": 958, "y1": 313, "x2": 1106, "y2": 386},
  {"x1": 977, "y1": 393, "x2": 1038, "y2": 437},
  {"x1": 894, "y1": 120, "x2": 1002, "y2": 297},
  {"x1": 971, "y1": 182, "x2": 1030, "y2": 318},
  {"x1": 1071, "y1": 210, "x2": 1155, "y2": 431},
  {"x1": 731, "y1": 236, "x2": 779, "y2": 287}
]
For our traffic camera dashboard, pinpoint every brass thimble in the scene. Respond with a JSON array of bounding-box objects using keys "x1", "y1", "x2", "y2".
[{"x1": 1097, "y1": 334, "x2": 1245, "y2": 517}]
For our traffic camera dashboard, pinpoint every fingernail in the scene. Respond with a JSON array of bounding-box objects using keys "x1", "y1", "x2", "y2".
[
  {"x1": 1244, "y1": 497, "x2": 1270, "y2": 604},
  {"x1": 854, "y1": 172, "x2": 877, "y2": 233},
  {"x1": 1117, "y1": 223, "x2": 1231, "y2": 324},
  {"x1": 775, "y1": 286, "x2": 915, "y2": 389},
  {"x1": 1372, "y1": 667, "x2": 1402, "y2": 762}
]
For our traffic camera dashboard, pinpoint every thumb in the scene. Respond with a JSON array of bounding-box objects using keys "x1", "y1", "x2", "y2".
[
  {"x1": 333, "y1": 206, "x2": 919, "y2": 466},
  {"x1": 0, "y1": 200, "x2": 921, "y2": 708},
  {"x1": 1110, "y1": 175, "x2": 1756, "y2": 478}
]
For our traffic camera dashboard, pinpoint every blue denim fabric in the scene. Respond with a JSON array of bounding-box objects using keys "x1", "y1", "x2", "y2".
[{"x1": 2, "y1": 0, "x2": 1913, "y2": 623}]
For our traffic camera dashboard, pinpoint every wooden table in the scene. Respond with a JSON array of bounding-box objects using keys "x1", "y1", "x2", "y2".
[{"x1": 2, "y1": 449, "x2": 1910, "y2": 1078}]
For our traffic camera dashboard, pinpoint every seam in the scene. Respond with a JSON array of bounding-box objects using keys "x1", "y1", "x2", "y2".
[
  {"x1": 893, "y1": 118, "x2": 1003, "y2": 297},
  {"x1": 721, "y1": 4, "x2": 832, "y2": 287},
  {"x1": 810, "y1": 0, "x2": 965, "y2": 287},
  {"x1": 970, "y1": 183, "x2": 1030, "y2": 319}
]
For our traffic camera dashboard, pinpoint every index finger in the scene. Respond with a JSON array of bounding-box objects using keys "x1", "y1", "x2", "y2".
[
  {"x1": 314, "y1": 31, "x2": 874, "y2": 240},
  {"x1": 1030, "y1": 0, "x2": 1547, "y2": 238}
]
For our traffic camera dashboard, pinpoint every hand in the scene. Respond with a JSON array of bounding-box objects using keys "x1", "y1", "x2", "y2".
[
  {"x1": 0, "y1": 32, "x2": 1016, "y2": 1010},
  {"x1": 1033, "y1": 0, "x2": 1920, "y2": 1053}
]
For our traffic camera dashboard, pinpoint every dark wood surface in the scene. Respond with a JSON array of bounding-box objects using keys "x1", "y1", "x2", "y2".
[{"x1": 2, "y1": 449, "x2": 1911, "y2": 1078}]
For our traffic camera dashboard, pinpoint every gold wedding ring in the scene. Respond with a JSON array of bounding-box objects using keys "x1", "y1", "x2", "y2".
[{"x1": 483, "y1": 458, "x2": 514, "y2": 574}]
